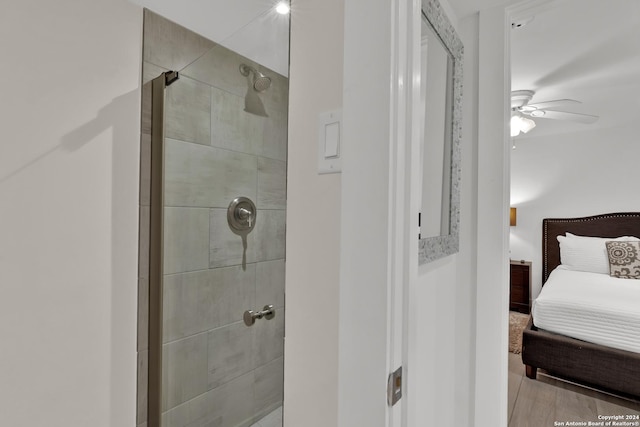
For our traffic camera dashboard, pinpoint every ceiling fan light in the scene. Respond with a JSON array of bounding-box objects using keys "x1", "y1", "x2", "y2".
[
  {"x1": 520, "y1": 116, "x2": 536, "y2": 133},
  {"x1": 510, "y1": 114, "x2": 536, "y2": 137},
  {"x1": 510, "y1": 115, "x2": 522, "y2": 137}
]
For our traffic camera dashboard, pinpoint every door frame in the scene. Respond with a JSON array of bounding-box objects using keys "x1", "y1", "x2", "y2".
[
  {"x1": 339, "y1": 0, "x2": 419, "y2": 425},
  {"x1": 473, "y1": 1, "x2": 553, "y2": 425}
]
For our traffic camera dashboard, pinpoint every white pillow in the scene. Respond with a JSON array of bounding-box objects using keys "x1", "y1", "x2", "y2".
[
  {"x1": 557, "y1": 233, "x2": 640, "y2": 274},
  {"x1": 566, "y1": 232, "x2": 640, "y2": 240}
]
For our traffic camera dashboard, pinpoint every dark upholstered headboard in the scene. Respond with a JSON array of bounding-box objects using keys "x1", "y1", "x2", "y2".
[{"x1": 542, "y1": 212, "x2": 640, "y2": 284}]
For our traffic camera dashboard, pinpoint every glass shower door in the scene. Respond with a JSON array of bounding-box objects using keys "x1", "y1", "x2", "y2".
[{"x1": 141, "y1": 9, "x2": 288, "y2": 427}]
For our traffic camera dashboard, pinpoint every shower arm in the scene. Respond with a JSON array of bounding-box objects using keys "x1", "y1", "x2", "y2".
[{"x1": 239, "y1": 63, "x2": 256, "y2": 77}]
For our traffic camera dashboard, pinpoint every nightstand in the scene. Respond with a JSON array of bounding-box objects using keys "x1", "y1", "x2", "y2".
[{"x1": 510, "y1": 260, "x2": 531, "y2": 314}]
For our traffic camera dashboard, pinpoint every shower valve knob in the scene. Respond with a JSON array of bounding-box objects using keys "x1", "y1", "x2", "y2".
[
  {"x1": 238, "y1": 208, "x2": 253, "y2": 227},
  {"x1": 227, "y1": 197, "x2": 257, "y2": 234},
  {"x1": 238, "y1": 207, "x2": 252, "y2": 219}
]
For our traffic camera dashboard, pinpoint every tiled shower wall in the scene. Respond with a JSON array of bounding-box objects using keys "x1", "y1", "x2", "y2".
[{"x1": 138, "y1": 10, "x2": 287, "y2": 427}]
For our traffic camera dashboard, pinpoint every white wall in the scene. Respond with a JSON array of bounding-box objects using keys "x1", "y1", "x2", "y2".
[
  {"x1": 0, "y1": 1, "x2": 515, "y2": 426},
  {"x1": 474, "y1": 5, "x2": 511, "y2": 427},
  {"x1": 284, "y1": 0, "x2": 343, "y2": 425},
  {"x1": 288, "y1": 1, "x2": 495, "y2": 425},
  {"x1": 410, "y1": 5, "x2": 513, "y2": 427},
  {"x1": 289, "y1": 0, "x2": 483, "y2": 425},
  {"x1": 339, "y1": 0, "x2": 394, "y2": 424},
  {"x1": 510, "y1": 122, "x2": 640, "y2": 298},
  {"x1": 410, "y1": 7, "x2": 480, "y2": 427},
  {"x1": 456, "y1": 11, "x2": 480, "y2": 426},
  {"x1": 0, "y1": 0, "x2": 141, "y2": 426},
  {"x1": 285, "y1": 0, "x2": 490, "y2": 427}
]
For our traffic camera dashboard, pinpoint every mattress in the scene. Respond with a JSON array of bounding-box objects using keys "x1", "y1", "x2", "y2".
[{"x1": 532, "y1": 266, "x2": 640, "y2": 354}]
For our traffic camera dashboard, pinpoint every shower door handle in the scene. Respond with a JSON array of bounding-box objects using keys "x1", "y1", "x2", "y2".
[{"x1": 243, "y1": 304, "x2": 275, "y2": 326}]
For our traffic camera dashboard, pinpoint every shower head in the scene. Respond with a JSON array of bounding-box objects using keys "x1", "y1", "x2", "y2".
[
  {"x1": 239, "y1": 64, "x2": 272, "y2": 93},
  {"x1": 253, "y1": 74, "x2": 271, "y2": 92}
]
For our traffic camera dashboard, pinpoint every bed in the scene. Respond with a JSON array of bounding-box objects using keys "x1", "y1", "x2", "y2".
[{"x1": 521, "y1": 212, "x2": 640, "y2": 398}]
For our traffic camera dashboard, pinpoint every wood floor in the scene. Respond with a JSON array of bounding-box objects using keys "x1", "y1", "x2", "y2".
[{"x1": 508, "y1": 352, "x2": 640, "y2": 427}]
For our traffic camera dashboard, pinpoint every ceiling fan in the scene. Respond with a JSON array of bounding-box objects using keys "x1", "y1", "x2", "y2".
[{"x1": 510, "y1": 90, "x2": 599, "y2": 137}]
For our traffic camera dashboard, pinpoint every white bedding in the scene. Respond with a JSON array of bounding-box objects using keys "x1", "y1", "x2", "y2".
[{"x1": 532, "y1": 266, "x2": 640, "y2": 354}]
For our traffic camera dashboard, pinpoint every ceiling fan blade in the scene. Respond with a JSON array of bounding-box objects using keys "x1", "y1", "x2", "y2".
[
  {"x1": 537, "y1": 109, "x2": 599, "y2": 124},
  {"x1": 526, "y1": 99, "x2": 581, "y2": 110}
]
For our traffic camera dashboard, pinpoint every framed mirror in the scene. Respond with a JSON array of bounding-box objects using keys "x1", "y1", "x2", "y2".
[{"x1": 418, "y1": 0, "x2": 463, "y2": 264}]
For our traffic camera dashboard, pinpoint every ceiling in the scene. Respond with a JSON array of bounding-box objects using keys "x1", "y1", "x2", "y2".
[
  {"x1": 509, "y1": 0, "x2": 640, "y2": 137},
  {"x1": 447, "y1": 0, "x2": 517, "y2": 19},
  {"x1": 132, "y1": 0, "x2": 290, "y2": 76},
  {"x1": 134, "y1": 0, "x2": 640, "y2": 138},
  {"x1": 449, "y1": 0, "x2": 640, "y2": 138}
]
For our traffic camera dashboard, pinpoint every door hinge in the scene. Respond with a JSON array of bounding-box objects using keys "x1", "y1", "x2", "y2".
[{"x1": 387, "y1": 366, "x2": 402, "y2": 406}]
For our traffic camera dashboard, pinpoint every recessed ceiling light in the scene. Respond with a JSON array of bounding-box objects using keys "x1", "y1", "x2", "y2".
[{"x1": 276, "y1": 1, "x2": 290, "y2": 15}]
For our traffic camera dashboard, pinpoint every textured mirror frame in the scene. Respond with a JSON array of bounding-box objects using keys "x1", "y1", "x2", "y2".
[{"x1": 418, "y1": 0, "x2": 463, "y2": 264}]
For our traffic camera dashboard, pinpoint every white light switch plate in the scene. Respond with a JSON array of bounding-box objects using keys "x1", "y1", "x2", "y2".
[{"x1": 318, "y1": 109, "x2": 342, "y2": 174}]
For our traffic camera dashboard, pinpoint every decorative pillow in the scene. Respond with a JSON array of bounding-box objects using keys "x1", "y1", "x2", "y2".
[
  {"x1": 606, "y1": 241, "x2": 640, "y2": 279},
  {"x1": 557, "y1": 234, "x2": 640, "y2": 274}
]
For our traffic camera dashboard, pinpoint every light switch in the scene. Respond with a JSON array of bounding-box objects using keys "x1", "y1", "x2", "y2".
[
  {"x1": 324, "y1": 122, "x2": 340, "y2": 158},
  {"x1": 317, "y1": 109, "x2": 342, "y2": 174}
]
